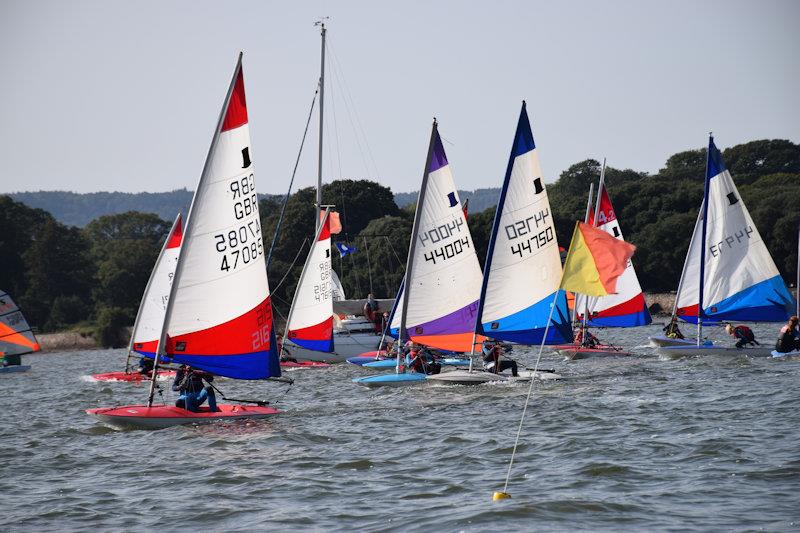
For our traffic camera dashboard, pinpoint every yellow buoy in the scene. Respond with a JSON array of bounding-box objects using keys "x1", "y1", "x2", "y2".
[{"x1": 492, "y1": 491, "x2": 511, "y2": 501}]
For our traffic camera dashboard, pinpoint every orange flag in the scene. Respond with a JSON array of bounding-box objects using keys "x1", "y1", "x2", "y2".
[
  {"x1": 560, "y1": 221, "x2": 635, "y2": 297},
  {"x1": 322, "y1": 211, "x2": 342, "y2": 234}
]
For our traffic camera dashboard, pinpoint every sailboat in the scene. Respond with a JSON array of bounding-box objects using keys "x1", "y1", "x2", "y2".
[
  {"x1": 558, "y1": 168, "x2": 650, "y2": 359},
  {"x1": 87, "y1": 54, "x2": 284, "y2": 429},
  {"x1": 280, "y1": 208, "x2": 337, "y2": 366},
  {"x1": 90, "y1": 214, "x2": 183, "y2": 382},
  {"x1": 354, "y1": 120, "x2": 484, "y2": 387},
  {"x1": 657, "y1": 134, "x2": 795, "y2": 357},
  {"x1": 0, "y1": 290, "x2": 40, "y2": 373},
  {"x1": 427, "y1": 101, "x2": 569, "y2": 384},
  {"x1": 272, "y1": 23, "x2": 384, "y2": 362}
]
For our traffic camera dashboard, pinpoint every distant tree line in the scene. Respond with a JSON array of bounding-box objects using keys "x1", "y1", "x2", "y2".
[{"x1": 1, "y1": 139, "x2": 798, "y2": 346}]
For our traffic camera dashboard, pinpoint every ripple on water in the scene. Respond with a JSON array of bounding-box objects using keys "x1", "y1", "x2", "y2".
[{"x1": 1, "y1": 325, "x2": 799, "y2": 531}]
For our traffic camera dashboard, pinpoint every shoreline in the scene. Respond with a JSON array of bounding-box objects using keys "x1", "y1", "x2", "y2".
[{"x1": 35, "y1": 294, "x2": 685, "y2": 352}]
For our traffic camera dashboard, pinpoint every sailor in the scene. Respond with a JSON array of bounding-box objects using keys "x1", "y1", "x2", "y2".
[
  {"x1": 363, "y1": 293, "x2": 381, "y2": 334},
  {"x1": 482, "y1": 339, "x2": 518, "y2": 377},
  {"x1": 137, "y1": 356, "x2": 154, "y2": 376},
  {"x1": 775, "y1": 316, "x2": 800, "y2": 353},
  {"x1": 407, "y1": 345, "x2": 441, "y2": 375},
  {"x1": 725, "y1": 323, "x2": 759, "y2": 349},
  {"x1": 172, "y1": 365, "x2": 219, "y2": 412},
  {"x1": 574, "y1": 328, "x2": 599, "y2": 348},
  {"x1": 663, "y1": 317, "x2": 685, "y2": 339}
]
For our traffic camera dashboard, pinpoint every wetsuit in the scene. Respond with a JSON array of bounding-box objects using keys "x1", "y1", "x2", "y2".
[
  {"x1": 776, "y1": 325, "x2": 800, "y2": 353},
  {"x1": 482, "y1": 346, "x2": 518, "y2": 377},
  {"x1": 173, "y1": 367, "x2": 218, "y2": 412}
]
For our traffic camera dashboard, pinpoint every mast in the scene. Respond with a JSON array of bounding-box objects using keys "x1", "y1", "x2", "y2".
[
  {"x1": 147, "y1": 54, "x2": 244, "y2": 407},
  {"x1": 577, "y1": 182, "x2": 596, "y2": 341},
  {"x1": 397, "y1": 119, "x2": 439, "y2": 373},
  {"x1": 315, "y1": 21, "x2": 326, "y2": 231},
  {"x1": 582, "y1": 159, "x2": 606, "y2": 333},
  {"x1": 572, "y1": 182, "x2": 594, "y2": 327},
  {"x1": 697, "y1": 133, "x2": 713, "y2": 346},
  {"x1": 797, "y1": 222, "x2": 799, "y2": 318}
]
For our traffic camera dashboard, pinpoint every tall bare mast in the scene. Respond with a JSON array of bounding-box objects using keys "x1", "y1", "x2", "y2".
[{"x1": 315, "y1": 20, "x2": 327, "y2": 230}]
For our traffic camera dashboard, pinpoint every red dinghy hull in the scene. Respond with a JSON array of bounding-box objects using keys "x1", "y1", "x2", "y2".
[
  {"x1": 89, "y1": 370, "x2": 177, "y2": 382},
  {"x1": 280, "y1": 361, "x2": 330, "y2": 368},
  {"x1": 86, "y1": 404, "x2": 280, "y2": 430},
  {"x1": 554, "y1": 344, "x2": 632, "y2": 360}
]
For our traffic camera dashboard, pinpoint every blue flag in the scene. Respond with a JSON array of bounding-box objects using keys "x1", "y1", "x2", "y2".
[{"x1": 336, "y1": 242, "x2": 358, "y2": 257}]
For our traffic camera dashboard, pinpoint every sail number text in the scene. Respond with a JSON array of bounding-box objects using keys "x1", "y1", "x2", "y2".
[
  {"x1": 314, "y1": 261, "x2": 332, "y2": 303},
  {"x1": 214, "y1": 221, "x2": 263, "y2": 272},
  {"x1": 506, "y1": 208, "x2": 554, "y2": 258},
  {"x1": 419, "y1": 217, "x2": 471, "y2": 265},
  {"x1": 709, "y1": 225, "x2": 754, "y2": 258}
]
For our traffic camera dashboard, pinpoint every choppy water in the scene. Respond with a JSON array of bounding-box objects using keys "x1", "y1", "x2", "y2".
[{"x1": 2, "y1": 323, "x2": 799, "y2": 532}]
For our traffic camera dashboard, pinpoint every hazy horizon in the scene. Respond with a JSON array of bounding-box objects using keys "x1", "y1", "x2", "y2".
[{"x1": 2, "y1": 0, "x2": 798, "y2": 195}]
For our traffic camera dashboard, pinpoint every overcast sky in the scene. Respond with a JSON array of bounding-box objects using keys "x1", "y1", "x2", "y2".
[{"x1": 1, "y1": 0, "x2": 798, "y2": 195}]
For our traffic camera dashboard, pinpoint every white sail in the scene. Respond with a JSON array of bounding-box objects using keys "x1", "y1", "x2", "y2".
[
  {"x1": 130, "y1": 214, "x2": 182, "y2": 357},
  {"x1": 392, "y1": 123, "x2": 483, "y2": 352}
]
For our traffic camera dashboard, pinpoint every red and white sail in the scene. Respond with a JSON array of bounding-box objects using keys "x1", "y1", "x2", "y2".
[
  {"x1": 162, "y1": 55, "x2": 279, "y2": 379},
  {"x1": 285, "y1": 211, "x2": 334, "y2": 352},
  {"x1": 577, "y1": 185, "x2": 651, "y2": 327},
  {"x1": 130, "y1": 214, "x2": 183, "y2": 357}
]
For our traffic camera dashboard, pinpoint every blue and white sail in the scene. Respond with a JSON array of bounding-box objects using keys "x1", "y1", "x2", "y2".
[
  {"x1": 676, "y1": 135, "x2": 795, "y2": 323},
  {"x1": 476, "y1": 102, "x2": 571, "y2": 344}
]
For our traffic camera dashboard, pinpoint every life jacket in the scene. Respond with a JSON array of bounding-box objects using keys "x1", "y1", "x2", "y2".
[{"x1": 733, "y1": 325, "x2": 755, "y2": 342}]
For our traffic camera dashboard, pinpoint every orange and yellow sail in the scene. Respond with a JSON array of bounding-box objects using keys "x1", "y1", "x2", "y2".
[{"x1": 560, "y1": 221, "x2": 636, "y2": 297}]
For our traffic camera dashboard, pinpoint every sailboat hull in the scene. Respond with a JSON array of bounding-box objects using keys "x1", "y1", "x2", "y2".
[
  {"x1": 352, "y1": 373, "x2": 427, "y2": 387},
  {"x1": 554, "y1": 344, "x2": 632, "y2": 360},
  {"x1": 346, "y1": 352, "x2": 389, "y2": 366},
  {"x1": 648, "y1": 336, "x2": 697, "y2": 348},
  {"x1": 0, "y1": 365, "x2": 30, "y2": 374},
  {"x1": 426, "y1": 370, "x2": 508, "y2": 385},
  {"x1": 89, "y1": 370, "x2": 177, "y2": 382},
  {"x1": 86, "y1": 404, "x2": 280, "y2": 430},
  {"x1": 657, "y1": 345, "x2": 774, "y2": 358},
  {"x1": 286, "y1": 332, "x2": 380, "y2": 363}
]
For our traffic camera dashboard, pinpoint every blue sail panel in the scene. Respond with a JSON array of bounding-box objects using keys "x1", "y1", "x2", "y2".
[
  {"x1": 680, "y1": 275, "x2": 795, "y2": 324},
  {"x1": 478, "y1": 290, "x2": 573, "y2": 344}
]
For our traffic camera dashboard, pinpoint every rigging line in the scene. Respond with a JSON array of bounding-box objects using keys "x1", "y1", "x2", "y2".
[
  {"x1": 363, "y1": 235, "x2": 374, "y2": 294},
  {"x1": 270, "y1": 237, "x2": 310, "y2": 294},
  {"x1": 326, "y1": 38, "x2": 380, "y2": 180},
  {"x1": 266, "y1": 85, "x2": 319, "y2": 269},
  {"x1": 327, "y1": 62, "x2": 345, "y2": 181},
  {"x1": 498, "y1": 289, "x2": 560, "y2": 497},
  {"x1": 382, "y1": 235, "x2": 404, "y2": 265}
]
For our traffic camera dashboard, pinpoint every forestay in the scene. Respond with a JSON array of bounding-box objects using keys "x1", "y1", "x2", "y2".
[
  {"x1": 675, "y1": 136, "x2": 795, "y2": 323},
  {"x1": 391, "y1": 124, "x2": 483, "y2": 352},
  {"x1": 477, "y1": 102, "x2": 571, "y2": 344},
  {"x1": 162, "y1": 56, "x2": 280, "y2": 379},
  {"x1": 130, "y1": 214, "x2": 183, "y2": 357},
  {"x1": 285, "y1": 211, "x2": 334, "y2": 352}
]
